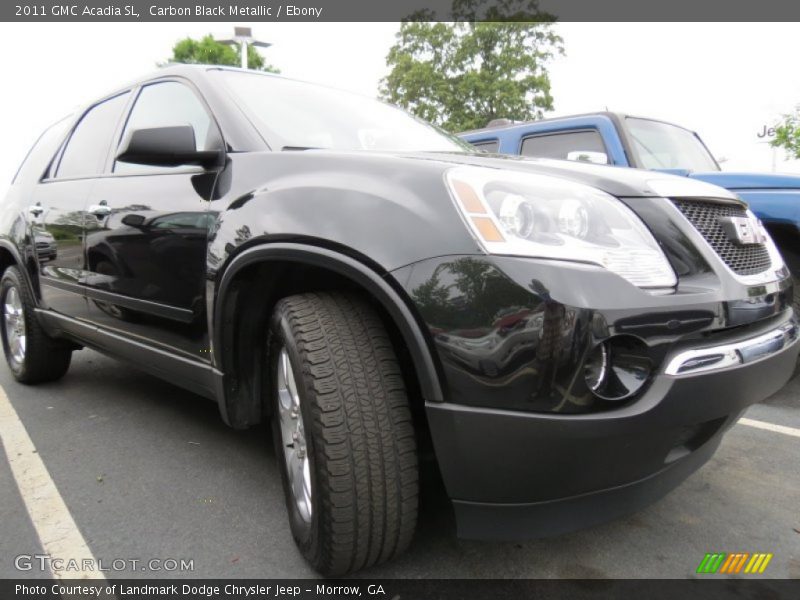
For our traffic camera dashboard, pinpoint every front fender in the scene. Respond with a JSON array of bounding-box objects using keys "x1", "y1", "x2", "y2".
[
  {"x1": 206, "y1": 152, "x2": 481, "y2": 277},
  {"x1": 202, "y1": 152, "x2": 487, "y2": 425}
]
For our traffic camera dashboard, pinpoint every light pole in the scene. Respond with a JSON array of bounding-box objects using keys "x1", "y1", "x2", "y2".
[{"x1": 216, "y1": 27, "x2": 272, "y2": 70}]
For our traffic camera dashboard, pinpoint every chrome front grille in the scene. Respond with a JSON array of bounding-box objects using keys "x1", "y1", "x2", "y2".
[{"x1": 671, "y1": 199, "x2": 771, "y2": 276}]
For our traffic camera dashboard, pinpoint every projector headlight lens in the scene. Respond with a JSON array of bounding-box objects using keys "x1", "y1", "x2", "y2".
[
  {"x1": 498, "y1": 193, "x2": 535, "y2": 238},
  {"x1": 557, "y1": 198, "x2": 590, "y2": 239}
]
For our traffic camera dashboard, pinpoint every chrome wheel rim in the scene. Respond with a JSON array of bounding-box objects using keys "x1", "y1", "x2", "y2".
[
  {"x1": 4, "y1": 287, "x2": 26, "y2": 365},
  {"x1": 276, "y1": 347, "x2": 312, "y2": 523}
]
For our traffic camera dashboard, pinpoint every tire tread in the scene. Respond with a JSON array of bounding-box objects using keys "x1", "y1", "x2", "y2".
[{"x1": 274, "y1": 292, "x2": 418, "y2": 575}]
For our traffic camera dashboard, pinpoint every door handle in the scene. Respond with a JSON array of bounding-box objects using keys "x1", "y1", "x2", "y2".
[
  {"x1": 88, "y1": 204, "x2": 112, "y2": 217},
  {"x1": 28, "y1": 205, "x2": 44, "y2": 217}
]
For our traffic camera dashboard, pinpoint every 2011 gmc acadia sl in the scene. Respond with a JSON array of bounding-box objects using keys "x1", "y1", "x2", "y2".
[{"x1": 1, "y1": 66, "x2": 797, "y2": 575}]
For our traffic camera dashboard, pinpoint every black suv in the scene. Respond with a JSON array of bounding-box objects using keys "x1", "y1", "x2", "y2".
[{"x1": 1, "y1": 66, "x2": 797, "y2": 575}]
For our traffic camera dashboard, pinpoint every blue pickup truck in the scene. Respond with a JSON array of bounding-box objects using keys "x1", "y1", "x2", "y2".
[{"x1": 460, "y1": 113, "x2": 799, "y2": 312}]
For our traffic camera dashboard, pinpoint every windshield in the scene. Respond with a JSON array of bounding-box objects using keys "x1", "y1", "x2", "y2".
[
  {"x1": 212, "y1": 70, "x2": 471, "y2": 153},
  {"x1": 626, "y1": 117, "x2": 719, "y2": 172}
]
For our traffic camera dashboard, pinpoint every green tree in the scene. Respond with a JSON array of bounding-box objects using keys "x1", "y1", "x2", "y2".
[
  {"x1": 380, "y1": 1, "x2": 563, "y2": 132},
  {"x1": 169, "y1": 35, "x2": 279, "y2": 73},
  {"x1": 771, "y1": 107, "x2": 800, "y2": 159}
]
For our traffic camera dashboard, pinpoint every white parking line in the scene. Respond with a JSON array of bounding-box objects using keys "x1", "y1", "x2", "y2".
[
  {"x1": 739, "y1": 417, "x2": 800, "y2": 439},
  {"x1": 0, "y1": 384, "x2": 103, "y2": 580}
]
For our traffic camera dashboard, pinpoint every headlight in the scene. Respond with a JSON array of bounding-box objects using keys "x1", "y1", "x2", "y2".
[{"x1": 446, "y1": 166, "x2": 677, "y2": 288}]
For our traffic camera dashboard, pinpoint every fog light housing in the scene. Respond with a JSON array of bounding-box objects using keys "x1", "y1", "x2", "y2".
[{"x1": 584, "y1": 336, "x2": 652, "y2": 401}]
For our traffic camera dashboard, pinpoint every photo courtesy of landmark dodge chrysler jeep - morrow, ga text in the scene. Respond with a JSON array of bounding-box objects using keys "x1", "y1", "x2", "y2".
[
  {"x1": 1, "y1": 67, "x2": 798, "y2": 575},
  {"x1": 460, "y1": 113, "x2": 800, "y2": 316}
]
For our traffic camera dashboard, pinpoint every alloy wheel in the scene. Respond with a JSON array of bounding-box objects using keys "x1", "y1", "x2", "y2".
[
  {"x1": 276, "y1": 346, "x2": 313, "y2": 523},
  {"x1": 3, "y1": 286, "x2": 26, "y2": 365}
]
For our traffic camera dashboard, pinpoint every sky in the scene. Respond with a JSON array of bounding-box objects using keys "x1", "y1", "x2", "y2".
[{"x1": 1, "y1": 22, "x2": 799, "y2": 186}]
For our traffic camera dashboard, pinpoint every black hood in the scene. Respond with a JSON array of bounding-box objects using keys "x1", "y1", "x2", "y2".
[
  {"x1": 295, "y1": 149, "x2": 740, "y2": 201},
  {"x1": 403, "y1": 151, "x2": 740, "y2": 200}
]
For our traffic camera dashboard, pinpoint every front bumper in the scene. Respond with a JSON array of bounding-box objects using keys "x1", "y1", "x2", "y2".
[
  {"x1": 427, "y1": 324, "x2": 798, "y2": 539},
  {"x1": 395, "y1": 254, "x2": 798, "y2": 539}
]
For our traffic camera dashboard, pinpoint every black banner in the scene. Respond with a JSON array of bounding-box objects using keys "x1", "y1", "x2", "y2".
[
  {"x1": 3, "y1": 579, "x2": 800, "y2": 600},
  {"x1": 3, "y1": 0, "x2": 800, "y2": 22}
]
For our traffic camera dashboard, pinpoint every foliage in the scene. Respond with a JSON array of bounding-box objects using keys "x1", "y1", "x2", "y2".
[
  {"x1": 411, "y1": 258, "x2": 532, "y2": 331},
  {"x1": 771, "y1": 107, "x2": 800, "y2": 159},
  {"x1": 169, "y1": 35, "x2": 279, "y2": 73},
  {"x1": 380, "y1": 1, "x2": 563, "y2": 132}
]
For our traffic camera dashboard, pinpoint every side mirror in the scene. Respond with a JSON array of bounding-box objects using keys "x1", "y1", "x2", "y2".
[
  {"x1": 566, "y1": 150, "x2": 608, "y2": 165},
  {"x1": 121, "y1": 214, "x2": 147, "y2": 228},
  {"x1": 116, "y1": 125, "x2": 222, "y2": 168}
]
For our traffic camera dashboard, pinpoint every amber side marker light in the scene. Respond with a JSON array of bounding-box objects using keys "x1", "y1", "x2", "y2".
[
  {"x1": 472, "y1": 217, "x2": 505, "y2": 242},
  {"x1": 451, "y1": 178, "x2": 506, "y2": 243},
  {"x1": 451, "y1": 179, "x2": 486, "y2": 214}
]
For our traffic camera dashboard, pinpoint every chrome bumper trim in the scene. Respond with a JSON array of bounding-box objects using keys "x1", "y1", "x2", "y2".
[{"x1": 664, "y1": 320, "x2": 799, "y2": 376}]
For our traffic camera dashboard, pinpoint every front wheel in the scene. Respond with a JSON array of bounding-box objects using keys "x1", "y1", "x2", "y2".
[
  {"x1": 0, "y1": 266, "x2": 72, "y2": 383},
  {"x1": 770, "y1": 236, "x2": 800, "y2": 317},
  {"x1": 791, "y1": 271, "x2": 800, "y2": 377},
  {"x1": 268, "y1": 292, "x2": 418, "y2": 575},
  {"x1": 778, "y1": 241, "x2": 800, "y2": 375}
]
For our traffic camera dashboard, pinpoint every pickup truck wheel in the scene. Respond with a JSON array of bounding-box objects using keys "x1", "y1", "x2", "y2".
[
  {"x1": 792, "y1": 273, "x2": 800, "y2": 377},
  {"x1": 782, "y1": 242, "x2": 800, "y2": 375},
  {"x1": 268, "y1": 292, "x2": 418, "y2": 575},
  {"x1": 771, "y1": 239, "x2": 800, "y2": 317},
  {"x1": 0, "y1": 266, "x2": 72, "y2": 383}
]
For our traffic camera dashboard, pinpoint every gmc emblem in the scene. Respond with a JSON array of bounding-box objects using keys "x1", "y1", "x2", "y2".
[{"x1": 718, "y1": 216, "x2": 766, "y2": 245}]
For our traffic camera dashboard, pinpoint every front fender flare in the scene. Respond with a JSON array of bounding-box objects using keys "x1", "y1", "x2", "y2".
[{"x1": 212, "y1": 243, "x2": 444, "y2": 426}]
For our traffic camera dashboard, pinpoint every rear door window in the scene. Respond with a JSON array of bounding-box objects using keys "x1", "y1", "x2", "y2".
[
  {"x1": 12, "y1": 117, "x2": 72, "y2": 185},
  {"x1": 54, "y1": 92, "x2": 130, "y2": 179}
]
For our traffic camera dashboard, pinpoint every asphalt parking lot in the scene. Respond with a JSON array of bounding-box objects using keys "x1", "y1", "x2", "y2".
[{"x1": 0, "y1": 349, "x2": 798, "y2": 579}]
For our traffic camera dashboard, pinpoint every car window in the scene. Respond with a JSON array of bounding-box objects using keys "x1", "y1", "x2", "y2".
[
  {"x1": 115, "y1": 81, "x2": 218, "y2": 174},
  {"x1": 626, "y1": 118, "x2": 719, "y2": 172},
  {"x1": 55, "y1": 93, "x2": 130, "y2": 179},
  {"x1": 472, "y1": 140, "x2": 500, "y2": 153},
  {"x1": 12, "y1": 116, "x2": 72, "y2": 185},
  {"x1": 520, "y1": 130, "x2": 605, "y2": 160},
  {"x1": 212, "y1": 70, "x2": 470, "y2": 152}
]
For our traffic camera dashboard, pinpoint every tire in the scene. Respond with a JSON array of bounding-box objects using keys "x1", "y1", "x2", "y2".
[
  {"x1": 779, "y1": 243, "x2": 800, "y2": 376},
  {"x1": 0, "y1": 266, "x2": 72, "y2": 383},
  {"x1": 770, "y1": 237, "x2": 800, "y2": 317},
  {"x1": 268, "y1": 292, "x2": 418, "y2": 575},
  {"x1": 792, "y1": 272, "x2": 800, "y2": 378}
]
